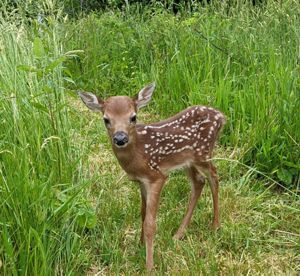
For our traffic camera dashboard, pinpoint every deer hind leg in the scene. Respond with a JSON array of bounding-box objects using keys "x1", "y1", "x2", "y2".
[
  {"x1": 200, "y1": 161, "x2": 220, "y2": 230},
  {"x1": 173, "y1": 166, "x2": 205, "y2": 240}
]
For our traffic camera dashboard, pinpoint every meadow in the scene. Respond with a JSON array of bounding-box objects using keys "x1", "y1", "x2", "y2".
[{"x1": 0, "y1": 1, "x2": 299, "y2": 274}]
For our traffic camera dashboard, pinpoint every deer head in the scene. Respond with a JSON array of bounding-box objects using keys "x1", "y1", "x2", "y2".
[{"x1": 78, "y1": 83, "x2": 155, "y2": 148}]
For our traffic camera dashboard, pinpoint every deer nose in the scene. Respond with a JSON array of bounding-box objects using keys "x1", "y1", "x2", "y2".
[{"x1": 113, "y1": 131, "x2": 129, "y2": 147}]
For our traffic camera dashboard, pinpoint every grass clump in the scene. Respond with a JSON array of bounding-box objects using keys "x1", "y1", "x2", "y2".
[{"x1": 0, "y1": 14, "x2": 96, "y2": 274}]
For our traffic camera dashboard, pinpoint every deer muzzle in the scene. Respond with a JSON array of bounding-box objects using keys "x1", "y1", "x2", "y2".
[{"x1": 113, "y1": 131, "x2": 129, "y2": 147}]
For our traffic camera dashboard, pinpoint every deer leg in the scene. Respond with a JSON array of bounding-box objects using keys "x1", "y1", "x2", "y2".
[
  {"x1": 206, "y1": 162, "x2": 220, "y2": 230},
  {"x1": 143, "y1": 180, "x2": 164, "y2": 270},
  {"x1": 139, "y1": 184, "x2": 147, "y2": 244},
  {"x1": 173, "y1": 166, "x2": 205, "y2": 240}
]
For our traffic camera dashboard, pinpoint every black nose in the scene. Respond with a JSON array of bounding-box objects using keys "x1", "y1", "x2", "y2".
[{"x1": 113, "y1": 131, "x2": 129, "y2": 146}]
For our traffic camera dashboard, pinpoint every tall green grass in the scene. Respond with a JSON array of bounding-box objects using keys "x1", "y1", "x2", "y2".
[
  {"x1": 0, "y1": 13, "x2": 97, "y2": 274},
  {"x1": 64, "y1": 1, "x2": 300, "y2": 187}
]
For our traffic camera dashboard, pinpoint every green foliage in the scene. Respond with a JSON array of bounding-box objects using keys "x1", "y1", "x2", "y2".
[
  {"x1": 64, "y1": 2, "x2": 300, "y2": 187},
  {"x1": 0, "y1": 0, "x2": 64, "y2": 23},
  {"x1": 0, "y1": 15, "x2": 95, "y2": 274}
]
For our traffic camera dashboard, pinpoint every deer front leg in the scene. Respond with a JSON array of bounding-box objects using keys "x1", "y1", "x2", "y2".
[
  {"x1": 143, "y1": 180, "x2": 164, "y2": 270},
  {"x1": 139, "y1": 184, "x2": 147, "y2": 244}
]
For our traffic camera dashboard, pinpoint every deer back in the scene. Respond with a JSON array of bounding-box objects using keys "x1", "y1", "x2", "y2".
[{"x1": 135, "y1": 105, "x2": 226, "y2": 175}]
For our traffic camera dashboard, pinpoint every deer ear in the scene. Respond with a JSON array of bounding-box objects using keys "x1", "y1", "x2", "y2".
[
  {"x1": 134, "y1": 82, "x2": 155, "y2": 110},
  {"x1": 78, "y1": 90, "x2": 104, "y2": 112}
]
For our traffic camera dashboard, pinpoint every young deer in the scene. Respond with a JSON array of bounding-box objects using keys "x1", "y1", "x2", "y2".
[{"x1": 78, "y1": 83, "x2": 226, "y2": 270}]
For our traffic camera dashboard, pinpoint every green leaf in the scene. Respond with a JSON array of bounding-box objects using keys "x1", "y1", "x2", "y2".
[
  {"x1": 64, "y1": 50, "x2": 84, "y2": 57},
  {"x1": 42, "y1": 85, "x2": 52, "y2": 94},
  {"x1": 17, "y1": 65, "x2": 38, "y2": 72},
  {"x1": 33, "y1": 37, "x2": 45, "y2": 58},
  {"x1": 45, "y1": 56, "x2": 66, "y2": 71},
  {"x1": 277, "y1": 168, "x2": 293, "y2": 185},
  {"x1": 282, "y1": 161, "x2": 300, "y2": 169},
  {"x1": 64, "y1": 89, "x2": 78, "y2": 98},
  {"x1": 63, "y1": 67, "x2": 73, "y2": 78},
  {"x1": 63, "y1": 77, "x2": 75, "y2": 85},
  {"x1": 30, "y1": 102, "x2": 48, "y2": 113},
  {"x1": 76, "y1": 208, "x2": 97, "y2": 230}
]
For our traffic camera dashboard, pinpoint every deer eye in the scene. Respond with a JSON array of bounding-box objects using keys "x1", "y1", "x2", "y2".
[
  {"x1": 130, "y1": 114, "x2": 137, "y2": 124},
  {"x1": 103, "y1": 117, "x2": 110, "y2": 126}
]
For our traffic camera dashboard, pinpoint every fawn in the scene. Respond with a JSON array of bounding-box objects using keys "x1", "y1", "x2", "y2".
[{"x1": 78, "y1": 83, "x2": 226, "y2": 270}]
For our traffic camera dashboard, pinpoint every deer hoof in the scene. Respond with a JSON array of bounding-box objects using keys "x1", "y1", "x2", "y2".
[
  {"x1": 173, "y1": 232, "x2": 185, "y2": 240},
  {"x1": 212, "y1": 222, "x2": 220, "y2": 231}
]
